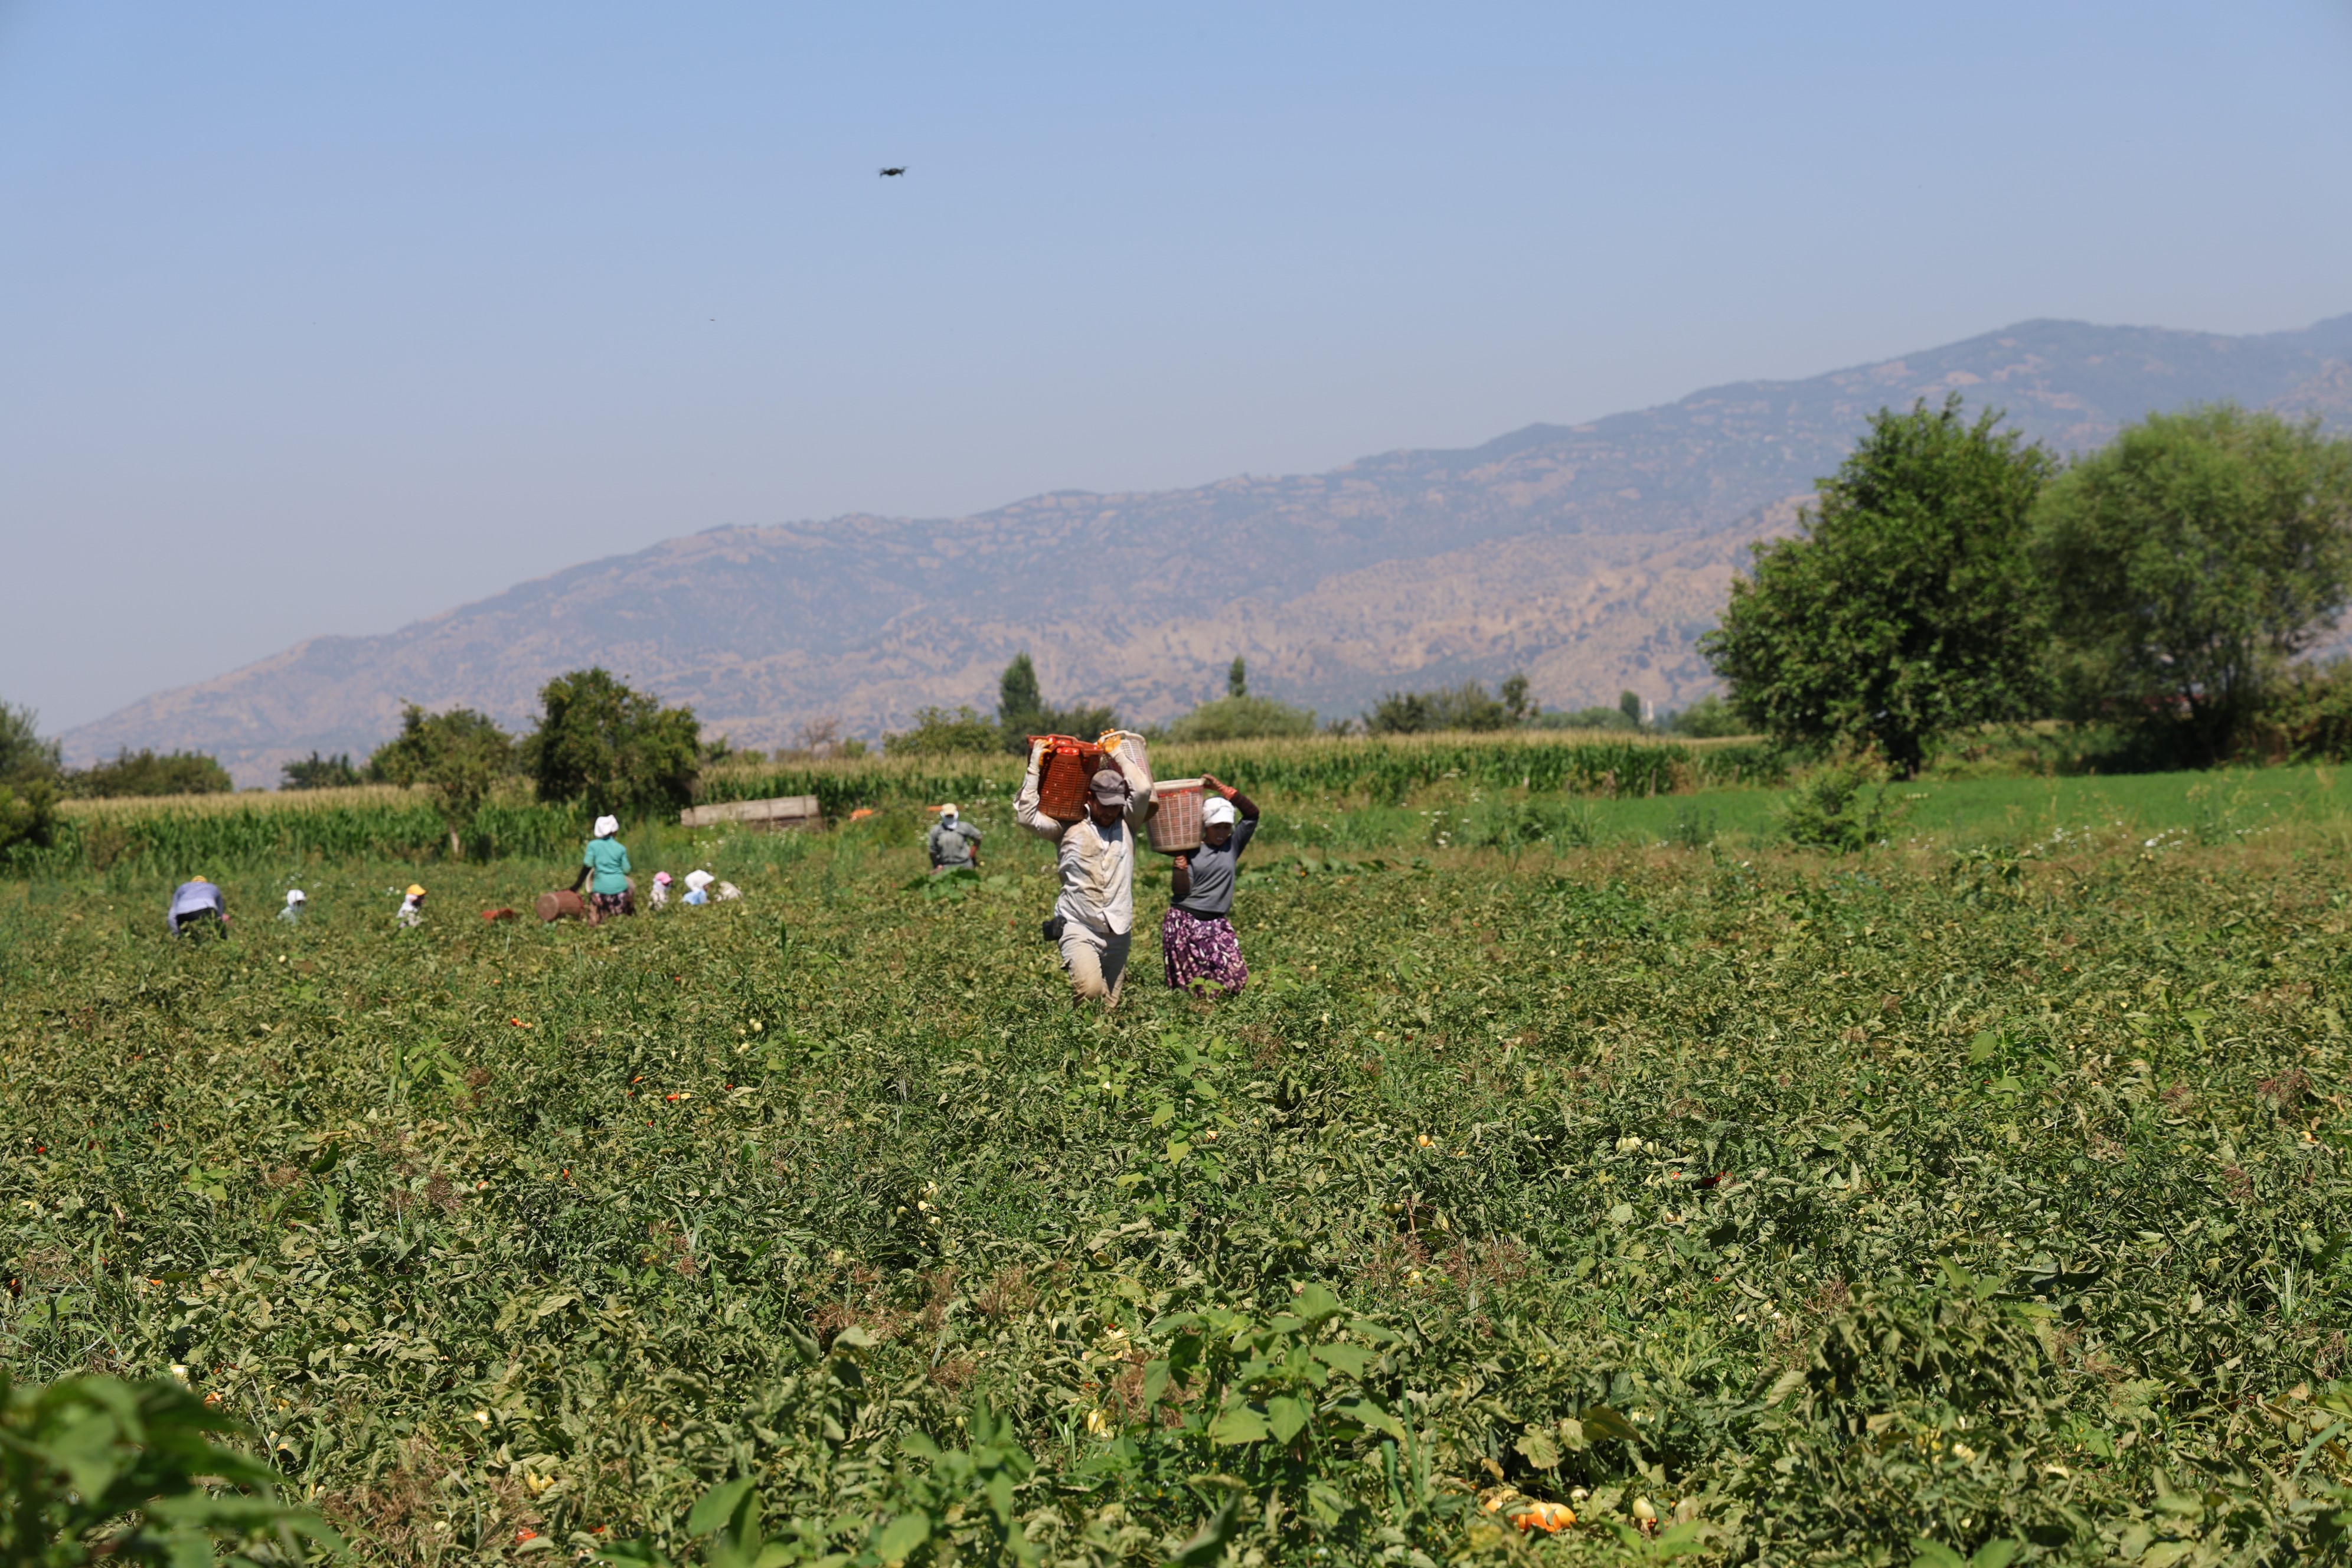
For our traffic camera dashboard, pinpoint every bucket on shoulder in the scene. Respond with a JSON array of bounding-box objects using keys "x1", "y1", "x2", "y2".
[
  {"x1": 1030, "y1": 734, "x2": 1107, "y2": 823},
  {"x1": 1147, "y1": 778, "x2": 1205, "y2": 854}
]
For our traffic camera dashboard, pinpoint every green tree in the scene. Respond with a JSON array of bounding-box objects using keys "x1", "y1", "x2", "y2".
[
  {"x1": 1164, "y1": 695, "x2": 1317, "y2": 743},
  {"x1": 1227, "y1": 656, "x2": 1248, "y2": 700},
  {"x1": 2031, "y1": 405, "x2": 2352, "y2": 766},
  {"x1": 1501, "y1": 673, "x2": 1534, "y2": 723},
  {"x1": 67, "y1": 749, "x2": 234, "y2": 798},
  {"x1": 370, "y1": 704, "x2": 515, "y2": 857},
  {"x1": 280, "y1": 750, "x2": 362, "y2": 790},
  {"x1": 992, "y1": 652, "x2": 1116, "y2": 751},
  {"x1": 0, "y1": 703, "x2": 62, "y2": 857},
  {"x1": 1661, "y1": 694, "x2": 1748, "y2": 738},
  {"x1": 1365, "y1": 680, "x2": 1516, "y2": 734},
  {"x1": 526, "y1": 668, "x2": 702, "y2": 817},
  {"x1": 1619, "y1": 689, "x2": 1643, "y2": 727},
  {"x1": 885, "y1": 705, "x2": 1004, "y2": 756},
  {"x1": 0, "y1": 702, "x2": 61, "y2": 782},
  {"x1": 1700, "y1": 396, "x2": 2056, "y2": 776}
]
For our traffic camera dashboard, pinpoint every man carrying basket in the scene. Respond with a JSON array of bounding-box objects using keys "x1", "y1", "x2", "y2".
[{"x1": 1015, "y1": 731, "x2": 1154, "y2": 1008}]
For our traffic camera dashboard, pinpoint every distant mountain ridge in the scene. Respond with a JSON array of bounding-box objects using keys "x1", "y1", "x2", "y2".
[{"x1": 67, "y1": 313, "x2": 2352, "y2": 785}]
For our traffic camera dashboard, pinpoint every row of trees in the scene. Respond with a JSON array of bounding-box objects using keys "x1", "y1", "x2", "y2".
[
  {"x1": 0, "y1": 668, "x2": 703, "y2": 860},
  {"x1": 366, "y1": 668, "x2": 702, "y2": 855},
  {"x1": 1702, "y1": 398, "x2": 2352, "y2": 773}
]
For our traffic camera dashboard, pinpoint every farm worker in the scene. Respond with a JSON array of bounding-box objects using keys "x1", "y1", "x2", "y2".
[
  {"x1": 1015, "y1": 733, "x2": 1154, "y2": 1007},
  {"x1": 649, "y1": 871, "x2": 674, "y2": 909},
  {"x1": 682, "y1": 869, "x2": 714, "y2": 906},
  {"x1": 166, "y1": 876, "x2": 228, "y2": 937},
  {"x1": 279, "y1": 889, "x2": 306, "y2": 925},
  {"x1": 569, "y1": 815, "x2": 635, "y2": 925},
  {"x1": 396, "y1": 884, "x2": 426, "y2": 928},
  {"x1": 1164, "y1": 774, "x2": 1260, "y2": 995},
  {"x1": 927, "y1": 804, "x2": 983, "y2": 874}
]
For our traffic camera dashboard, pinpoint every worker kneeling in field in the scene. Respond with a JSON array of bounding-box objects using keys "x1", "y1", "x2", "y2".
[
  {"x1": 927, "y1": 803, "x2": 982, "y2": 874},
  {"x1": 569, "y1": 815, "x2": 635, "y2": 925},
  {"x1": 1015, "y1": 736, "x2": 1154, "y2": 1007},
  {"x1": 167, "y1": 875, "x2": 228, "y2": 938},
  {"x1": 1165, "y1": 774, "x2": 1259, "y2": 996}
]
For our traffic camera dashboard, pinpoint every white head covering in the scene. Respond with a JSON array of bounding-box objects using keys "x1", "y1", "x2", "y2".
[
  {"x1": 1201, "y1": 795, "x2": 1238, "y2": 827},
  {"x1": 285, "y1": 888, "x2": 306, "y2": 906},
  {"x1": 684, "y1": 869, "x2": 714, "y2": 892},
  {"x1": 939, "y1": 803, "x2": 958, "y2": 819},
  {"x1": 593, "y1": 815, "x2": 620, "y2": 838}
]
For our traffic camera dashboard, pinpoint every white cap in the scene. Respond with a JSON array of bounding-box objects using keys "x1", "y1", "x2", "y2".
[
  {"x1": 1202, "y1": 795, "x2": 1238, "y2": 827},
  {"x1": 940, "y1": 803, "x2": 958, "y2": 818},
  {"x1": 685, "y1": 870, "x2": 714, "y2": 891},
  {"x1": 285, "y1": 888, "x2": 306, "y2": 904},
  {"x1": 593, "y1": 815, "x2": 620, "y2": 838}
]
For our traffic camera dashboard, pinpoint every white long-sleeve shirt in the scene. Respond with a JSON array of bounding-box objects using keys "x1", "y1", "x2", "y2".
[{"x1": 1015, "y1": 744, "x2": 1154, "y2": 936}]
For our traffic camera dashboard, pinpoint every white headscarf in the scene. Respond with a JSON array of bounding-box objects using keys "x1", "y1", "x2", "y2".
[
  {"x1": 684, "y1": 869, "x2": 714, "y2": 892},
  {"x1": 593, "y1": 815, "x2": 620, "y2": 838},
  {"x1": 285, "y1": 888, "x2": 306, "y2": 907}
]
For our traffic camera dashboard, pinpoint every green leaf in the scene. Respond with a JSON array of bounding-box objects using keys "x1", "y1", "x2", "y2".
[
  {"x1": 1207, "y1": 1402, "x2": 1270, "y2": 1445},
  {"x1": 1579, "y1": 1404, "x2": 1641, "y2": 1443},
  {"x1": 1310, "y1": 1342, "x2": 1374, "y2": 1377},
  {"x1": 1909, "y1": 1543, "x2": 1967, "y2": 1568},
  {"x1": 1265, "y1": 1395, "x2": 1310, "y2": 1443},
  {"x1": 1969, "y1": 1543, "x2": 2022, "y2": 1568},
  {"x1": 1968, "y1": 1030, "x2": 2000, "y2": 1064},
  {"x1": 687, "y1": 1476, "x2": 757, "y2": 1537},
  {"x1": 1168, "y1": 1498, "x2": 1241, "y2": 1567},
  {"x1": 1291, "y1": 1282, "x2": 1343, "y2": 1324},
  {"x1": 871, "y1": 1510, "x2": 930, "y2": 1566},
  {"x1": 1516, "y1": 1426, "x2": 1560, "y2": 1469}
]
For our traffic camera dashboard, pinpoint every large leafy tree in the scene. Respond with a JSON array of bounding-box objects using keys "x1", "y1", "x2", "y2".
[
  {"x1": 525, "y1": 668, "x2": 702, "y2": 817},
  {"x1": 1700, "y1": 396, "x2": 2056, "y2": 775},
  {"x1": 2031, "y1": 404, "x2": 2352, "y2": 766},
  {"x1": 370, "y1": 704, "x2": 515, "y2": 857}
]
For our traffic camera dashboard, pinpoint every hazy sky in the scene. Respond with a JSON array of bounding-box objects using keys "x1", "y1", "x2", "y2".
[{"x1": 6, "y1": 2, "x2": 2351, "y2": 734}]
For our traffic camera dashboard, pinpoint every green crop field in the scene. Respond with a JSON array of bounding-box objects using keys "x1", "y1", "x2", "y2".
[{"x1": 3, "y1": 788, "x2": 2350, "y2": 1563}]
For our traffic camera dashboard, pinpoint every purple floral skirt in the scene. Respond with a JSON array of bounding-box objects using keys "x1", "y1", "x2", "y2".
[{"x1": 1162, "y1": 906, "x2": 1247, "y2": 993}]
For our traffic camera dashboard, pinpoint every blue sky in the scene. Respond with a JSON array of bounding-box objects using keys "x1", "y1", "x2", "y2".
[{"x1": 5, "y1": 1, "x2": 2350, "y2": 732}]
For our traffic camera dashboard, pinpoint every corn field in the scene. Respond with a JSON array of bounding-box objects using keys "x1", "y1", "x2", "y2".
[
  {"x1": 12, "y1": 788, "x2": 580, "y2": 878},
  {"x1": 703, "y1": 732, "x2": 1786, "y2": 818}
]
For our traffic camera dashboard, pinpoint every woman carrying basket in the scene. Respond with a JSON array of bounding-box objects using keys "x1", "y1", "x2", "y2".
[{"x1": 1164, "y1": 773, "x2": 1258, "y2": 996}]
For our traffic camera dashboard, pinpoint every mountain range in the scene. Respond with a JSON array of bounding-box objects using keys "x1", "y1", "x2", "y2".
[{"x1": 66, "y1": 312, "x2": 2352, "y2": 785}]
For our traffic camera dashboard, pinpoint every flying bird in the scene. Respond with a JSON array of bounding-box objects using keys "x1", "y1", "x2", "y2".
[{"x1": 878, "y1": 166, "x2": 907, "y2": 177}]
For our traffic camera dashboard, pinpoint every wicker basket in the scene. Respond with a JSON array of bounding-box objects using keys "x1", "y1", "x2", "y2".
[
  {"x1": 1147, "y1": 778, "x2": 1205, "y2": 854},
  {"x1": 1030, "y1": 734, "x2": 1106, "y2": 823},
  {"x1": 534, "y1": 889, "x2": 586, "y2": 923}
]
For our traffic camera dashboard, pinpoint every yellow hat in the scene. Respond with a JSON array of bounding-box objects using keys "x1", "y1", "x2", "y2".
[
  {"x1": 406, "y1": 884, "x2": 426, "y2": 897},
  {"x1": 190, "y1": 874, "x2": 208, "y2": 883}
]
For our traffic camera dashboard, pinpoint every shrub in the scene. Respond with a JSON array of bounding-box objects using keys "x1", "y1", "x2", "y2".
[
  {"x1": 0, "y1": 1369, "x2": 338, "y2": 1564},
  {"x1": 67, "y1": 749, "x2": 233, "y2": 798},
  {"x1": 1777, "y1": 751, "x2": 1906, "y2": 851},
  {"x1": 884, "y1": 705, "x2": 1004, "y2": 757},
  {"x1": 1661, "y1": 694, "x2": 1748, "y2": 738},
  {"x1": 1165, "y1": 695, "x2": 1317, "y2": 743},
  {"x1": 280, "y1": 750, "x2": 362, "y2": 789},
  {"x1": 1365, "y1": 674, "x2": 1531, "y2": 734}
]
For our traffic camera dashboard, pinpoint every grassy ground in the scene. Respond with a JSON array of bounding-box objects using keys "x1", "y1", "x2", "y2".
[
  {"x1": 2, "y1": 807, "x2": 2349, "y2": 1564},
  {"x1": 1348, "y1": 763, "x2": 2352, "y2": 858}
]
